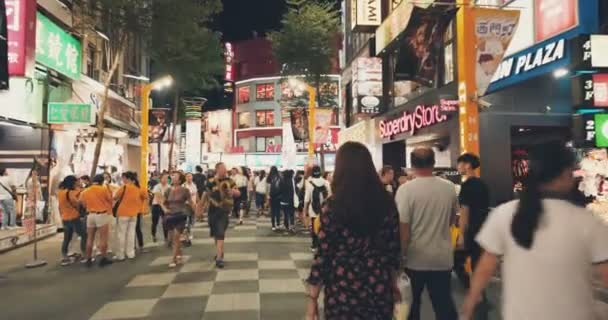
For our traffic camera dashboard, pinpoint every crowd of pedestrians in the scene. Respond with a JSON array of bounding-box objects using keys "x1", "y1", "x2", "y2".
[
  {"x1": 304, "y1": 141, "x2": 608, "y2": 320},
  {"x1": 47, "y1": 139, "x2": 608, "y2": 319}
]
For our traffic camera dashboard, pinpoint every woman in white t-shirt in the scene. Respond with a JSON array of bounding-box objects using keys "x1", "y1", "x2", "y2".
[
  {"x1": 462, "y1": 142, "x2": 608, "y2": 320},
  {"x1": 254, "y1": 170, "x2": 268, "y2": 216}
]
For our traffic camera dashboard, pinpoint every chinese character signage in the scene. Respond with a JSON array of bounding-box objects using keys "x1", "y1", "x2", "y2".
[
  {"x1": 534, "y1": 0, "x2": 578, "y2": 43},
  {"x1": 5, "y1": 0, "x2": 36, "y2": 76},
  {"x1": 47, "y1": 103, "x2": 93, "y2": 124},
  {"x1": 474, "y1": 8, "x2": 519, "y2": 96},
  {"x1": 224, "y1": 42, "x2": 234, "y2": 82},
  {"x1": 36, "y1": 12, "x2": 81, "y2": 79}
]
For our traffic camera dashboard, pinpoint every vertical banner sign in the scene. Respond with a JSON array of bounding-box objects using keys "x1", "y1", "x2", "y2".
[
  {"x1": 314, "y1": 109, "x2": 333, "y2": 144},
  {"x1": 281, "y1": 110, "x2": 297, "y2": 170},
  {"x1": 534, "y1": 0, "x2": 577, "y2": 43},
  {"x1": 0, "y1": 0, "x2": 8, "y2": 89},
  {"x1": 149, "y1": 108, "x2": 170, "y2": 143},
  {"x1": 456, "y1": 0, "x2": 479, "y2": 156},
  {"x1": 352, "y1": 57, "x2": 382, "y2": 114},
  {"x1": 35, "y1": 13, "x2": 81, "y2": 79},
  {"x1": 394, "y1": 6, "x2": 456, "y2": 87},
  {"x1": 474, "y1": 8, "x2": 520, "y2": 96},
  {"x1": 6, "y1": 0, "x2": 36, "y2": 77},
  {"x1": 224, "y1": 42, "x2": 234, "y2": 82},
  {"x1": 185, "y1": 119, "x2": 202, "y2": 166}
]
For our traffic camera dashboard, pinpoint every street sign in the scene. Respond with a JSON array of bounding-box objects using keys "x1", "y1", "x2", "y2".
[
  {"x1": 47, "y1": 103, "x2": 93, "y2": 124},
  {"x1": 35, "y1": 13, "x2": 82, "y2": 79}
]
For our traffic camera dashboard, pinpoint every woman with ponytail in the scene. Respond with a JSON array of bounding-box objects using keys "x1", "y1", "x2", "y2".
[{"x1": 462, "y1": 141, "x2": 608, "y2": 320}]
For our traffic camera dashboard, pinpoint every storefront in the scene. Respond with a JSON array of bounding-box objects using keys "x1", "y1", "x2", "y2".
[
  {"x1": 376, "y1": 83, "x2": 459, "y2": 174},
  {"x1": 476, "y1": 0, "x2": 602, "y2": 205}
]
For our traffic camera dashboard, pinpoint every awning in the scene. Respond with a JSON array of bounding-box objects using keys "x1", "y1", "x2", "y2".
[{"x1": 70, "y1": 76, "x2": 140, "y2": 133}]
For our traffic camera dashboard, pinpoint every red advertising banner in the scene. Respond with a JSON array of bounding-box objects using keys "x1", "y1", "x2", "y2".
[
  {"x1": 5, "y1": 0, "x2": 36, "y2": 76},
  {"x1": 593, "y1": 74, "x2": 608, "y2": 107},
  {"x1": 534, "y1": 0, "x2": 577, "y2": 43}
]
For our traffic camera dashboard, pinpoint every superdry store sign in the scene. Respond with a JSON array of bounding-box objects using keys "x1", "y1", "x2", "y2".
[{"x1": 379, "y1": 105, "x2": 448, "y2": 139}]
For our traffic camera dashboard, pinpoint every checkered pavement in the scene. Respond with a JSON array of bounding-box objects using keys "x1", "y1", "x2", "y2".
[{"x1": 89, "y1": 216, "x2": 319, "y2": 320}]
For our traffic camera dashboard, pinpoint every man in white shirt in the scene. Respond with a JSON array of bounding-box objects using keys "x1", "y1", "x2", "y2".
[
  {"x1": 396, "y1": 147, "x2": 458, "y2": 320},
  {"x1": 0, "y1": 168, "x2": 17, "y2": 230}
]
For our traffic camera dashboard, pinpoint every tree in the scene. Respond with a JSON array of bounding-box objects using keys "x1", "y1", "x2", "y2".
[
  {"x1": 268, "y1": 0, "x2": 339, "y2": 94},
  {"x1": 72, "y1": 0, "x2": 153, "y2": 177},
  {"x1": 150, "y1": 0, "x2": 225, "y2": 169}
]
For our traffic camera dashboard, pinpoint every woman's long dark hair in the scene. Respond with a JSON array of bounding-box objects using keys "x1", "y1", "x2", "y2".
[
  {"x1": 268, "y1": 166, "x2": 279, "y2": 180},
  {"x1": 59, "y1": 175, "x2": 78, "y2": 190},
  {"x1": 331, "y1": 142, "x2": 395, "y2": 236},
  {"x1": 511, "y1": 141, "x2": 575, "y2": 249}
]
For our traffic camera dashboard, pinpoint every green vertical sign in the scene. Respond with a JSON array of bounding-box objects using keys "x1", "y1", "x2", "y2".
[
  {"x1": 595, "y1": 114, "x2": 608, "y2": 147},
  {"x1": 35, "y1": 13, "x2": 82, "y2": 79},
  {"x1": 47, "y1": 103, "x2": 92, "y2": 124}
]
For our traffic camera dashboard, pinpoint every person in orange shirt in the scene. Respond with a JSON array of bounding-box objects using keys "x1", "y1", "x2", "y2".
[
  {"x1": 114, "y1": 171, "x2": 146, "y2": 261},
  {"x1": 80, "y1": 174, "x2": 113, "y2": 267},
  {"x1": 58, "y1": 175, "x2": 86, "y2": 266}
]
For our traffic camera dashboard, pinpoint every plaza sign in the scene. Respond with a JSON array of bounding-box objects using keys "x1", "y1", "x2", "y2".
[
  {"x1": 379, "y1": 105, "x2": 448, "y2": 139},
  {"x1": 487, "y1": 37, "x2": 570, "y2": 93},
  {"x1": 35, "y1": 12, "x2": 81, "y2": 79}
]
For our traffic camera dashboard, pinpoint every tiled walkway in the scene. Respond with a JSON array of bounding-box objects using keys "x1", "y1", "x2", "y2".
[{"x1": 89, "y1": 216, "x2": 318, "y2": 320}]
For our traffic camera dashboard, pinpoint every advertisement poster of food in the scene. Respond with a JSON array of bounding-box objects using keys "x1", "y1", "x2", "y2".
[
  {"x1": 352, "y1": 57, "x2": 383, "y2": 114},
  {"x1": 395, "y1": 6, "x2": 456, "y2": 86},
  {"x1": 204, "y1": 110, "x2": 232, "y2": 153},
  {"x1": 575, "y1": 148, "x2": 608, "y2": 224},
  {"x1": 474, "y1": 8, "x2": 519, "y2": 96}
]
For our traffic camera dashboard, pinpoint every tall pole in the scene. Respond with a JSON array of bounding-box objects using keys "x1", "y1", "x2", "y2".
[
  {"x1": 307, "y1": 87, "x2": 316, "y2": 163},
  {"x1": 456, "y1": 0, "x2": 480, "y2": 157},
  {"x1": 140, "y1": 85, "x2": 151, "y2": 189}
]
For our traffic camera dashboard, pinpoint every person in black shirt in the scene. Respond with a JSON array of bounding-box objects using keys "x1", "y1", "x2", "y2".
[
  {"x1": 457, "y1": 153, "x2": 491, "y2": 318},
  {"x1": 457, "y1": 153, "x2": 490, "y2": 268},
  {"x1": 193, "y1": 166, "x2": 206, "y2": 199}
]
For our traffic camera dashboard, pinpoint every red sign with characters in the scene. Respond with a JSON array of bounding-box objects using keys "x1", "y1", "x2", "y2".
[
  {"x1": 5, "y1": 0, "x2": 36, "y2": 76},
  {"x1": 534, "y1": 0, "x2": 578, "y2": 43}
]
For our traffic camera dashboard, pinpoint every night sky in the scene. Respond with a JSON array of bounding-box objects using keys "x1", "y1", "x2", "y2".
[{"x1": 216, "y1": 0, "x2": 288, "y2": 42}]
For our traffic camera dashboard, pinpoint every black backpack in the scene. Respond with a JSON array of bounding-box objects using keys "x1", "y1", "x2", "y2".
[
  {"x1": 310, "y1": 181, "x2": 328, "y2": 214},
  {"x1": 270, "y1": 176, "x2": 281, "y2": 196}
]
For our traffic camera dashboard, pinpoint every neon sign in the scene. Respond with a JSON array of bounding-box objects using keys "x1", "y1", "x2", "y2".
[
  {"x1": 225, "y1": 42, "x2": 234, "y2": 82},
  {"x1": 379, "y1": 104, "x2": 448, "y2": 138}
]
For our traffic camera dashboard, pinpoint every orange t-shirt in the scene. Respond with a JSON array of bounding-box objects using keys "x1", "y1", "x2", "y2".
[
  {"x1": 115, "y1": 184, "x2": 146, "y2": 217},
  {"x1": 58, "y1": 189, "x2": 81, "y2": 221},
  {"x1": 80, "y1": 185, "x2": 113, "y2": 214}
]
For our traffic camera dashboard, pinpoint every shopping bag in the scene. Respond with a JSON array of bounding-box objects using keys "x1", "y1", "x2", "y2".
[
  {"x1": 394, "y1": 271, "x2": 412, "y2": 320},
  {"x1": 35, "y1": 201, "x2": 46, "y2": 221}
]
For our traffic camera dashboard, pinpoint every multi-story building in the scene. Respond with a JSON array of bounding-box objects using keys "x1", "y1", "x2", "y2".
[
  {"x1": 224, "y1": 37, "x2": 341, "y2": 170},
  {"x1": 0, "y1": 0, "x2": 149, "y2": 244}
]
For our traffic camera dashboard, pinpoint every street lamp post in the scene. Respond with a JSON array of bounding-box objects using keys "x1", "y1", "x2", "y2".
[{"x1": 140, "y1": 76, "x2": 173, "y2": 188}]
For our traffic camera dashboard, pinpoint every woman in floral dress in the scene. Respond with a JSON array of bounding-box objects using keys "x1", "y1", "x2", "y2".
[{"x1": 306, "y1": 142, "x2": 401, "y2": 320}]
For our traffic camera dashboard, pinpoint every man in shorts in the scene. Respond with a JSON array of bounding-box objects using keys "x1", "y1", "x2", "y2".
[
  {"x1": 202, "y1": 162, "x2": 240, "y2": 268},
  {"x1": 80, "y1": 174, "x2": 114, "y2": 267}
]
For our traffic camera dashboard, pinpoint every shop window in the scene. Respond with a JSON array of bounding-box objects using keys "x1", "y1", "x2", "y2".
[
  {"x1": 86, "y1": 45, "x2": 96, "y2": 78},
  {"x1": 255, "y1": 110, "x2": 275, "y2": 127},
  {"x1": 443, "y1": 21, "x2": 455, "y2": 85},
  {"x1": 238, "y1": 112, "x2": 252, "y2": 129},
  {"x1": 256, "y1": 83, "x2": 275, "y2": 101},
  {"x1": 238, "y1": 86, "x2": 250, "y2": 104},
  {"x1": 256, "y1": 137, "x2": 277, "y2": 152}
]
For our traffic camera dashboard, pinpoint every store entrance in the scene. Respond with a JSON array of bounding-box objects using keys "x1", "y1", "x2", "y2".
[
  {"x1": 383, "y1": 140, "x2": 406, "y2": 172},
  {"x1": 510, "y1": 126, "x2": 571, "y2": 195}
]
